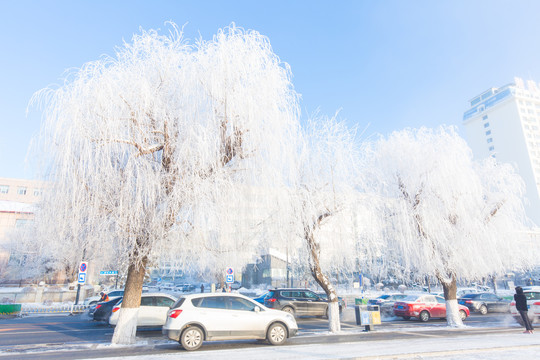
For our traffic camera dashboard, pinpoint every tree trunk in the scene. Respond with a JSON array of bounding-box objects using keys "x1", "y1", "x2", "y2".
[
  {"x1": 111, "y1": 254, "x2": 148, "y2": 344},
  {"x1": 306, "y1": 226, "x2": 340, "y2": 332},
  {"x1": 491, "y1": 275, "x2": 498, "y2": 295},
  {"x1": 438, "y1": 274, "x2": 464, "y2": 327}
]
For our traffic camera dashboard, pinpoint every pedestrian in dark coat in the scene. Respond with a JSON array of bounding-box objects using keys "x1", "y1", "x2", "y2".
[
  {"x1": 514, "y1": 286, "x2": 534, "y2": 333},
  {"x1": 200, "y1": 284, "x2": 204, "y2": 293}
]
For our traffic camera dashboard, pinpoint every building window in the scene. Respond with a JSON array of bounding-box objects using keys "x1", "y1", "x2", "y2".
[
  {"x1": 0, "y1": 185, "x2": 8, "y2": 194},
  {"x1": 487, "y1": 138, "x2": 493, "y2": 143},
  {"x1": 15, "y1": 219, "x2": 33, "y2": 228},
  {"x1": 485, "y1": 130, "x2": 491, "y2": 136},
  {"x1": 489, "y1": 146, "x2": 495, "y2": 151},
  {"x1": 484, "y1": 122, "x2": 490, "y2": 128},
  {"x1": 482, "y1": 115, "x2": 488, "y2": 121},
  {"x1": 33, "y1": 189, "x2": 43, "y2": 196},
  {"x1": 17, "y1": 187, "x2": 27, "y2": 195}
]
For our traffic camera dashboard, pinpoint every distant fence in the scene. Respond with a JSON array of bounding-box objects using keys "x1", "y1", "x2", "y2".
[{"x1": 19, "y1": 303, "x2": 91, "y2": 315}]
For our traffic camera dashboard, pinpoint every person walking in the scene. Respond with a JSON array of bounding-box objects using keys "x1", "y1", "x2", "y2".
[
  {"x1": 200, "y1": 284, "x2": 204, "y2": 293},
  {"x1": 514, "y1": 286, "x2": 534, "y2": 333}
]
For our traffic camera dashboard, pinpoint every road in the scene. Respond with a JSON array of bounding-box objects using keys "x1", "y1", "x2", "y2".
[{"x1": 0, "y1": 310, "x2": 524, "y2": 359}]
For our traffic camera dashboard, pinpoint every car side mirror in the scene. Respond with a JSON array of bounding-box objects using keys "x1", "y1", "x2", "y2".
[{"x1": 254, "y1": 306, "x2": 261, "y2": 313}]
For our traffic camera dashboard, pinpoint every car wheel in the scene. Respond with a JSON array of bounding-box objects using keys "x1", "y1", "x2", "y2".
[
  {"x1": 459, "y1": 310, "x2": 467, "y2": 321},
  {"x1": 402, "y1": 316, "x2": 411, "y2": 320},
  {"x1": 419, "y1": 311, "x2": 430, "y2": 322},
  {"x1": 479, "y1": 305, "x2": 488, "y2": 315},
  {"x1": 180, "y1": 326, "x2": 203, "y2": 351},
  {"x1": 282, "y1": 306, "x2": 295, "y2": 316},
  {"x1": 267, "y1": 323, "x2": 287, "y2": 345}
]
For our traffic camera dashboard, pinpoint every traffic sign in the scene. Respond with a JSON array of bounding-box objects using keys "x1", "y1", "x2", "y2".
[
  {"x1": 99, "y1": 270, "x2": 118, "y2": 275},
  {"x1": 226, "y1": 267, "x2": 234, "y2": 275},
  {"x1": 78, "y1": 273, "x2": 87, "y2": 284},
  {"x1": 226, "y1": 274, "x2": 234, "y2": 283},
  {"x1": 79, "y1": 262, "x2": 88, "y2": 273}
]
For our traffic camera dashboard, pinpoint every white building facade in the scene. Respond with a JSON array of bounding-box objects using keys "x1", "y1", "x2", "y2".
[{"x1": 463, "y1": 77, "x2": 540, "y2": 225}]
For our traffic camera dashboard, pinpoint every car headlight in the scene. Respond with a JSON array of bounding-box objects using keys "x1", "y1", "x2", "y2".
[{"x1": 285, "y1": 314, "x2": 295, "y2": 322}]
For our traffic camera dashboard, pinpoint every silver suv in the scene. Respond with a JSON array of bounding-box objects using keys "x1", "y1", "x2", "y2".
[{"x1": 162, "y1": 293, "x2": 298, "y2": 351}]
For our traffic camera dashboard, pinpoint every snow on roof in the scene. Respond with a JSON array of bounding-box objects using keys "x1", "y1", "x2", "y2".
[{"x1": 0, "y1": 200, "x2": 35, "y2": 213}]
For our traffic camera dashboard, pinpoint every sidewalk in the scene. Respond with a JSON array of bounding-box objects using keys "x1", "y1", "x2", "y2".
[{"x1": 96, "y1": 331, "x2": 540, "y2": 360}]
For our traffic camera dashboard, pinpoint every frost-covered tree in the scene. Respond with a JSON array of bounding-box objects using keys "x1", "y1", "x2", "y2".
[
  {"x1": 364, "y1": 126, "x2": 537, "y2": 326},
  {"x1": 31, "y1": 24, "x2": 300, "y2": 344},
  {"x1": 289, "y1": 116, "x2": 377, "y2": 332}
]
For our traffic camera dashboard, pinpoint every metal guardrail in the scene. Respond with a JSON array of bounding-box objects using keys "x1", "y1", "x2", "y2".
[{"x1": 20, "y1": 304, "x2": 91, "y2": 315}]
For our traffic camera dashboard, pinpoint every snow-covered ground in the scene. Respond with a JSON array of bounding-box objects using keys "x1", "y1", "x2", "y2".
[{"x1": 46, "y1": 331, "x2": 539, "y2": 360}]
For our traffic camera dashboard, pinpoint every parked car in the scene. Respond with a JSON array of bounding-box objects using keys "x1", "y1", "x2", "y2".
[
  {"x1": 84, "y1": 289, "x2": 124, "y2": 306},
  {"x1": 109, "y1": 293, "x2": 177, "y2": 327},
  {"x1": 368, "y1": 294, "x2": 408, "y2": 315},
  {"x1": 230, "y1": 281, "x2": 242, "y2": 290},
  {"x1": 90, "y1": 297, "x2": 123, "y2": 322},
  {"x1": 253, "y1": 291, "x2": 271, "y2": 304},
  {"x1": 162, "y1": 293, "x2": 298, "y2": 351},
  {"x1": 316, "y1": 292, "x2": 347, "y2": 310},
  {"x1": 393, "y1": 294, "x2": 469, "y2": 322},
  {"x1": 458, "y1": 292, "x2": 510, "y2": 314},
  {"x1": 510, "y1": 288, "x2": 540, "y2": 324},
  {"x1": 159, "y1": 282, "x2": 175, "y2": 291},
  {"x1": 264, "y1": 288, "x2": 342, "y2": 317}
]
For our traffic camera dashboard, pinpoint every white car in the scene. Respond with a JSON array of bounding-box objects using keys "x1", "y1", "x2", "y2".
[
  {"x1": 510, "y1": 287, "x2": 540, "y2": 324},
  {"x1": 162, "y1": 293, "x2": 298, "y2": 351},
  {"x1": 109, "y1": 293, "x2": 177, "y2": 327}
]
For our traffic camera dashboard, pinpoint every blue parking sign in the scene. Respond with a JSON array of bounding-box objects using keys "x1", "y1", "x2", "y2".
[
  {"x1": 226, "y1": 274, "x2": 234, "y2": 283},
  {"x1": 78, "y1": 273, "x2": 86, "y2": 284}
]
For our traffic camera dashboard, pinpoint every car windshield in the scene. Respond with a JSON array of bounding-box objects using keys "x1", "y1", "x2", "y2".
[
  {"x1": 461, "y1": 293, "x2": 479, "y2": 299},
  {"x1": 401, "y1": 295, "x2": 421, "y2": 302},
  {"x1": 378, "y1": 295, "x2": 390, "y2": 299}
]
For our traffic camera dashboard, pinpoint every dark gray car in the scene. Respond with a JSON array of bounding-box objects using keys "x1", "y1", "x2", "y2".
[
  {"x1": 458, "y1": 292, "x2": 510, "y2": 314},
  {"x1": 264, "y1": 288, "x2": 342, "y2": 317}
]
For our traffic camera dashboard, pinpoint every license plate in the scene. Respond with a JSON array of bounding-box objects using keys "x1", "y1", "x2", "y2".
[{"x1": 398, "y1": 305, "x2": 404, "y2": 309}]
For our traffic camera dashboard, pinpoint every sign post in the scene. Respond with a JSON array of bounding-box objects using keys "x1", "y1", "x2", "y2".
[
  {"x1": 225, "y1": 267, "x2": 234, "y2": 291},
  {"x1": 75, "y1": 261, "x2": 88, "y2": 305}
]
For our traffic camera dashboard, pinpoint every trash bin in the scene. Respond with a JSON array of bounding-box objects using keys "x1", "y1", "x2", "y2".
[{"x1": 355, "y1": 304, "x2": 381, "y2": 331}]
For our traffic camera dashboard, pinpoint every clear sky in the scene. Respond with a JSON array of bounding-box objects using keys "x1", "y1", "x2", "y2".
[{"x1": 2, "y1": 0, "x2": 540, "y2": 179}]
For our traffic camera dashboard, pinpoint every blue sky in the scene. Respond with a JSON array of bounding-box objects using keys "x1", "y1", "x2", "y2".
[{"x1": 2, "y1": 0, "x2": 540, "y2": 179}]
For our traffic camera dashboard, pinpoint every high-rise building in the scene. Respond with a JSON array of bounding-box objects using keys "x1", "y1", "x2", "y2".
[{"x1": 463, "y1": 77, "x2": 540, "y2": 225}]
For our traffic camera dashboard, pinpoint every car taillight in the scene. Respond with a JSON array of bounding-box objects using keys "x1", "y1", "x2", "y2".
[
  {"x1": 169, "y1": 309, "x2": 183, "y2": 318},
  {"x1": 533, "y1": 302, "x2": 540, "y2": 306},
  {"x1": 510, "y1": 301, "x2": 516, "y2": 306},
  {"x1": 95, "y1": 304, "x2": 102, "y2": 310},
  {"x1": 112, "y1": 306, "x2": 120, "y2": 313},
  {"x1": 465, "y1": 300, "x2": 473, "y2": 304},
  {"x1": 267, "y1": 298, "x2": 277, "y2": 303}
]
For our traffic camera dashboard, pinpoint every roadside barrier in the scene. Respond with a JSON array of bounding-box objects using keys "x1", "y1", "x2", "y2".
[
  {"x1": 0, "y1": 303, "x2": 22, "y2": 315},
  {"x1": 19, "y1": 303, "x2": 91, "y2": 315}
]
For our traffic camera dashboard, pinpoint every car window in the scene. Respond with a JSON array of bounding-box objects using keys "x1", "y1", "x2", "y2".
[
  {"x1": 140, "y1": 297, "x2": 154, "y2": 306},
  {"x1": 156, "y1": 297, "x2": 175, "y2": 307},
  {"x1": 525, "y1": 292, "x2": 540, "y2": 300},
  {"x1": 193, "y1": 296, "x2": 226, "y2": 309},
  {"x1": 171, "y1": 298, "x2": 185, "y2": 309},
  {"x1": 423, "y1": 296, "x2": 437, "y2": 303},
  {"x1": 229, "y1": 297, "x2": 257, "y2": 311},
  {"x1": 435, "y1": 296, "x2": 445, "y2": 304},
  {"x1": 379, "y1": 295, "x2": 390, "y2": 300},
  {"x1": 303, "y1": 291, "x2": 320, "y2": 300},
  {"x1": 109, "y1": 291, "x2": 123, "y2": 297},
  {"x1": 483, "y1": 294, "x2": 496, "y2": 300}
]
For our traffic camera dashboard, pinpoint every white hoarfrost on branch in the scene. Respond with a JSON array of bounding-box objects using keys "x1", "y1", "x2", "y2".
[
  {"x1": 30, "y1": 23, "x2": 302, "y2": 344},
  {"x1": 363, "y1": 126, "x2": 538, "y2": 327}
]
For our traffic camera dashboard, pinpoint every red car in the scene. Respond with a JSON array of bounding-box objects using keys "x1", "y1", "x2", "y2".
[{"x1": 393, "y1": 294, "x2": 469, "y2": 322}]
